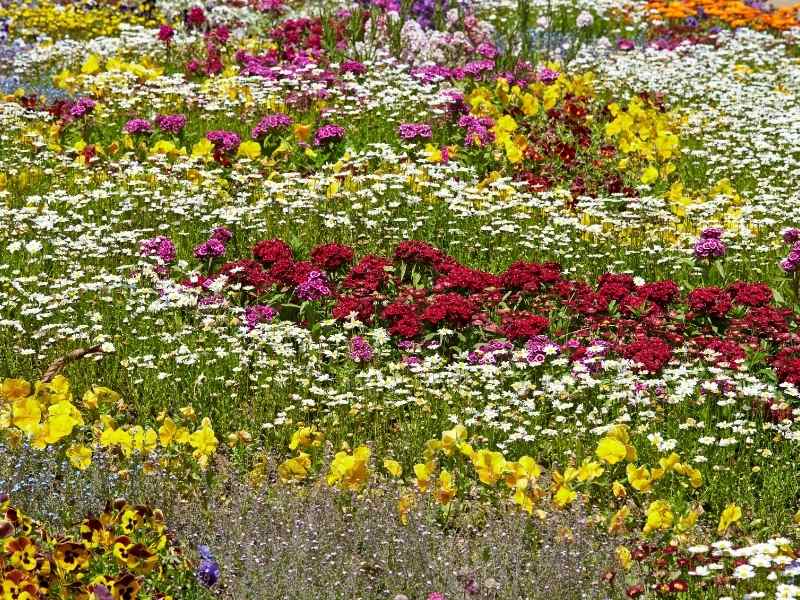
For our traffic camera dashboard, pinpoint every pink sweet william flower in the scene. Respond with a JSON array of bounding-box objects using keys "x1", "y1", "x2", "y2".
[
  {"x1": 158, "y1": 24, "x2": 175, "y2": 43},
  {"x1": 313, "y1": 124, "x2": 345, "y2": 146},
  {"x1": 427, "y1": 594, "x2": 446, "y2": 600}
]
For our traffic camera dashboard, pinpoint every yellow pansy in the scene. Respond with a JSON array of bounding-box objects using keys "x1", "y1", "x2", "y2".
[{"x1": 717, "y1": 503, "x2": 742, "y2": 535}]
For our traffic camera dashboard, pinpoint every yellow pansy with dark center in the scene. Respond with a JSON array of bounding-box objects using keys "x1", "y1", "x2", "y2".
[
  {"x1": 54, "y1": 541, "x2": 90, "y2": 572},
  {"x1": 111, "y1": 573, "x2": 141, "y2": 600},
  {"x1": 5, "y1": 536, "x2": 37, "y2": 571}
]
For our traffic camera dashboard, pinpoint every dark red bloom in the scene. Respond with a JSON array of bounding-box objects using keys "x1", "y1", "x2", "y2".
[
  {"x1": 393, "y1": 240, "x2": 446, "y2": 267},
  {"x1": 622, "y1": 336, "x2": 672, "y2": 372},
  {"x1": 687, "y1": 287, "x2": 732, "y2": 319},
  {"x1": 332, "y1": 296, "x2": 374, "y2": 323},
  {"x1": 217, "y1": 259, "x2": 271, "y2": 290},
  {"x1": 727, "y1": 281, "x2": 772, "y2": 307},
  {"x1": 253, "y1": 239, "x2": 293, "y2": 267},
  {"x1": 422, "y1": 293, "x2": 477, "y2": 328},
  {"x1": 640, "y1": 280, "x2": 680, "y2": 306},
  {"x1": 342, "y1": 255, "x2": 392, "y2": 294},
  {"x1": 501, "y1": 312, "x2": 550, "y2": 340},
  {"x1": 501, "y1": 261, "x2": 561, "y2": 291},
  {"x1": 434, "y1": 264, "x2": 501, "y2": 293},
  {"x1": 740, "y1": 306, "x2": 791, "y2": 340},
  {"x1": 693, "y1": 337, "x2": 746, "y2": 366},
  {"x1": 186, "y1": 6, "x2": 206, "y2": 27},
  {"x1": 310, "y1": 243, "x2": 354, "y2": 271}
]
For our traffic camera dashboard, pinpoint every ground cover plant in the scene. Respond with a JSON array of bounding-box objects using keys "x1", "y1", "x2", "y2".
[{"x1": 4, "y1": 0, "x2": 800, "y2": 598}]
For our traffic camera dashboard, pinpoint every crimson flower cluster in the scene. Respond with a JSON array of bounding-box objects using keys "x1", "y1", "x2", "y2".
[{"x1": 167, "y1": 238, "x2": 800, "y2": 387}]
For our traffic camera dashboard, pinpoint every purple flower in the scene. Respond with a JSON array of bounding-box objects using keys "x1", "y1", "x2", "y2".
[
  {"x1": 476, "y1": 42, "x2": 497, "y2": 59},
  {"x1": 397, "y1": 123, "x2": 432, "y2": 141},
  {"x1": 206, "y1": 130, "x2": 241, "y2": 153},
  {"x1": 296, "y1": 271, "x2": 331, "y2": 300},
  {"x1": 537, "y1": 67, "x2": 560, "y2": 84},
  {"x1": 251, "y1": 113, "x2": 293, "y2": 139},
  {"x1": 313, "y1": 124, "x2": 345, "y2": 146},
  {"x1": 349, "y1": 336, "x2": 374, "y2": 362},
  {"x1": 155, "y1": 114, "x2": 188, "y2": 134},
  {"x1": 69, "y1": 97, "x2": 96, "y2": 119},
  {"x1": 196, "y1": 545, "x2": 220, "y2": 587},
  {"x1": 211, "y1": 227, "x2": 233, "y2": 244},
  {"x1": 525, "y1": 335, "x2": 558, "y2": 365},
  {"x1": 458, "y1": 114, "x2": 494, "y2": 147},
  {"x1": 693, "y1": 237, "x2": 726, "y2": 260},
  {"x1": 245, "y1": 305, "x2": 278, "y2": 329},
  {"x1": 780, "y1": 242, "x2": 800, "y2": 273},
  {"x1": 123, "y1": 118, "x2": 152, "y2": 135},
  {"x1": 194, "y1": 238, "x2": 226, "y2": 259},
  {"x1": 341, "y1": 60, "x2": 366, "y2": 75},
  {"x1": 783, "y1": 228, "x2": 800, "y2": 245},
  {"x1": 139, "y1": 236, "x2": 176, "y2": 264}
]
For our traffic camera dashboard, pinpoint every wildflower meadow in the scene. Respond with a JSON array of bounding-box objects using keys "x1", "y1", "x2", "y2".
[{"x1": 5, "y1": 0, "x2": 800, "y2": 598}]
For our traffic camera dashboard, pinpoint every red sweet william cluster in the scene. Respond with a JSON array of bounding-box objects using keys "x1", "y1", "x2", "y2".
[{"x1": 180, "y1": 238, "x2": 800, "y2": 381}]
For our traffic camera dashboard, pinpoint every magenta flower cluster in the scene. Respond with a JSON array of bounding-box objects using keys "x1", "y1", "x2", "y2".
[
  {"x1": 139, "y1": 236, "x2": 177, "y2": 264},
  {"x1": 313, "y1": 124, "x2": 345, "y2": 146},
  {"x1": 194, "y1": 227, "x2": 233, "y2": 260},
  {"x1": 123, "y1": 118, "x2": 152, "y2": 135},
  {"x1": 251, "y1": 114, "x2": 293, "y2": 140},
  {"x1": 397, "y1": 123, "x2": 432, "y2": 141},
  {"x1": 296, "y1": 271, "x2": 331, "y2": 300},
  {"x1": 693, "y1": 227, "x2": 727, "y2": 260},
  {"x1": 206, "y1": 130, "x2": 242, "y2": 153},
  {"x1": 155, "y1": 114, "x2": 188, "y2": 134}
]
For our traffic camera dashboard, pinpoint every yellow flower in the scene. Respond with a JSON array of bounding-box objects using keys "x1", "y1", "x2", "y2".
[
  {"x1": 596, "y1": 436, "x2": 627, "y2": 464},
  {"x1": 471, "y1": 449, "x2": 507, "y2": 486},
  {"x1": 577, "y1": 459, "x2": 604, "y2": 482},
  {"x1": 616, "y1": 546, "x2": 632, "y2": 570},
  {"x1": 612, "y1": 481, "x2": 627, "y2": 498},
  {"x1": 643, "y1": 500, "x2": 674, "y2": 535},
  {"x1": 505, "y1": 455, "x2": 542, "y2": 489},
  {"x1": 158, "y1": 417, "x2": 189, "y2": 447},
  {"x1": 383, "y1": 459, "x2": 402, "y2": 478},
  {"x1": 414, "y1": 462, "x2": 434, "y2": 492},
  {"x1": 675, "y1": 509, "x2": 700, "y2": 533},
  {"x1": 67, "y1": 444, "x2": 92, "y2": 470},
  {"x1": 288, "y1": 426, "x2": 322, "y2": 450},
  {"x1": 81, "y1": 54, "x2": 102, "y2": 75},
  {"x1": 717, "y1": 503, "x2": 742, "y2": 535},
  {"x1": 277, "y1": 452, "x2": 311, "y2": 482},
  {"x1": 440, "y1": 424, "x2": 467, "y2": 456},
  {"x1": 326, "y1": 445, "x2": 371, "y2": 491},
  {"x1": 5, "y1": 536, "x2": 36, "y2": 570},
  {"x1": 100, "y1": 425, "x2": 133, "y2": 456},
  {"x1": 11, "y1": 396, "x2": 41, "y2": 435},
  {"x1": 82, "y1": 386, "x2": 120, "y2": 410},
  {"x1": 434, "y1": 469, "x2": 456, "y2": 506},
  {"x1": 397, "y1": 493, "x2": 415, "y2": 525},
  {"x1": 44, "y1": 399, "x2": 83, "y2": 443},
  {"x1": 189, "y1": 418, "x2": 218, "y2": 468},
  {"x1": 626, "y1": 464, "x2": 655, "y2": 492},
  {"x1": 237, "y1": 140, "x2": 261, "y2": 160},
  {"x1": 0, "y1": 378, "x2": 30, "y2": 401},
  {"x1": 640, "y1": 165, "x2": 659, "y2": 185},
  {"x1": 553, "y1": 485, "x2": 577, "y2": 509}
]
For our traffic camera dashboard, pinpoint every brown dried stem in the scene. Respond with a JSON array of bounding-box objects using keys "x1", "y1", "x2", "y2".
[{"x1": 41, "y1": 345, "x2": 104, "y2": 383}]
